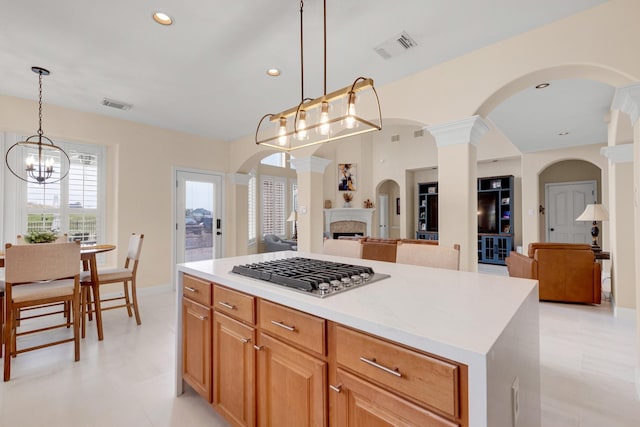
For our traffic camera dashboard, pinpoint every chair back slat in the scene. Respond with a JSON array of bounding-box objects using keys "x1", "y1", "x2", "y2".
[{"x1": 5, "y1": 242, "x2": 80, "y2": 283}]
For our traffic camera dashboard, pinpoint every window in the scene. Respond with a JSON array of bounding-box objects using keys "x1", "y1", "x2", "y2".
[
  {"x1": 261, "y1": 175, "x2": 286, "y2": 238},
  {"x1": 290, "y1": 180, "x2": 298, "y2": 236},
  {"x1": 260, "y1": 152, "x2": 286, "y2": 168},
  {"x1": 20, "y1": 141, "x2": 105, "y2": 244},
  {"x1": 248, "y1": 173, "x2": 256, "y2": 244}
]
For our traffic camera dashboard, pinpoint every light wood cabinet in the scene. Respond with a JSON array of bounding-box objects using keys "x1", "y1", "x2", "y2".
[
  {"x1": 334, "y1": 369, "x2": 458, "y2": 427},
  {"x1": 256, "y1": 332, "x2": 327, "y2": 427},
  {"x1": 180, "y1": 275, "x2": 468, "y2": 427},
  {"x1": 212, "y1": 311, "x2": 256, "y2": 427},
  {"x1": 182, "y1": 297, "x2": 212, "y2": 402}
]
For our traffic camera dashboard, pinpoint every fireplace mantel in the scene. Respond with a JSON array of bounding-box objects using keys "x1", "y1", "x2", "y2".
[{"x1": 324, "y1": 208, "x2": 375, "y2": 237}]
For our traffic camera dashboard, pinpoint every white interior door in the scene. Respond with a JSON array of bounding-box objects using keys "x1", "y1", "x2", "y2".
[
  {"x1": 175, "y1": 170, "x2": 223, "y2": 266},
  {"x1": 546, "y1": 181, "x2": 596, "y2": 243},
  {"x1": 378, "y1": 194, "x2": 389, "y2": 238}
]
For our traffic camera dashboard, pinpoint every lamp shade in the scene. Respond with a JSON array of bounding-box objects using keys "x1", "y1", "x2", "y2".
[
  {"x1": 575, "y1": 204, "x2": 609, "y2": 222},
  {"x1": 287, "y1": 211, "x2": 297, "y2": 222}
]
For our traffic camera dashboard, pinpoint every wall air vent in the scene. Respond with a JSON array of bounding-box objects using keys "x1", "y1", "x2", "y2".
[
  {"x1": 391, "y1": 134, "x2": 400, "y2": 143},
  {"x1": 413, "y1": 129, "x2": 424, "y2": 138},
  {"x1": 102, "y1": 98, "x2": 132, "y2": 111},
  {"x1": 374, "y1": 31, "x2": 418, "y2": 60}
]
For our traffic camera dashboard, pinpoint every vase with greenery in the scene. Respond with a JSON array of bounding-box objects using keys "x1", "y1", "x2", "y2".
[{"x1": 24, "y1": 230, "x2": 58, "y2": 244}]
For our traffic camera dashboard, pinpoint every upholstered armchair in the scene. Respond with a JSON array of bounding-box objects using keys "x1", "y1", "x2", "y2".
[
  {"x1": 264, "y1": 234, "x2": 297, "y2": 252},
  {"x1": 506, "y1": 243, "x2": 601, "y2": 304}
]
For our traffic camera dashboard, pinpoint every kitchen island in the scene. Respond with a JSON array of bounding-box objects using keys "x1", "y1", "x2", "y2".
[{"x1": 176, "y1": 251, "x2": 540, "y2": 427}]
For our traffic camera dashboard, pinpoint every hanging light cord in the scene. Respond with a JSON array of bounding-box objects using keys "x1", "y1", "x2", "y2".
[
  {"x1": 37, "y1": 70, "x2": 44, "y2": 136},
  {"x1": 323, "y1": 0, "x2": 326, "y2": 96},
  {"x1": 299, "y1": 0, "x2": 304, "y2": 104}
]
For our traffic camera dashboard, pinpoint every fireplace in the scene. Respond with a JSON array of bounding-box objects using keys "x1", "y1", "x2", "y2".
[{"x1": 324, "y1": 208, "x2": 374, "y2": 238}]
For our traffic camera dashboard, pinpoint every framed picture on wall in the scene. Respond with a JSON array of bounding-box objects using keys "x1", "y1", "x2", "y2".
[{"x1": 338, "y1": 163, "x2": 356, "y2": 191}]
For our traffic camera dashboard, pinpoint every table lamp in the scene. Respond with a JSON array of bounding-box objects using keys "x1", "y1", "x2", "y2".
[
  {"x1": 575, "y1": 204, "x2": 609, "y2": 252},
  {"x1": 287, "y1": 210, "x2": 298, "y2": 240}
]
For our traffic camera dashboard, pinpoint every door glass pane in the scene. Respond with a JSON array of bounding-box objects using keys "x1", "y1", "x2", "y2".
[{"x1": 185, "y1": 180, "x2": 214, "y2": 262}]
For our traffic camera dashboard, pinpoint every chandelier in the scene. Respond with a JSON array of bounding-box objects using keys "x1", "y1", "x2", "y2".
[
  {"x1": 255, "y1": 0, "x2": 382, "y2": 152},
  {"x1": 5, "y1": 67, "x2": 70, "y2": 185}
]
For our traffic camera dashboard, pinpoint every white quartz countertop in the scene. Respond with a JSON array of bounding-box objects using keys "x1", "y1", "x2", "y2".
[{"x1": 177, "y1": 251, "x2": 538, "y2": 366}]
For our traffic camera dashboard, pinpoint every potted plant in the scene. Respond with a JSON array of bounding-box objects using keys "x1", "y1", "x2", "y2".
[{"x1": 24, "y1": 230, "x2": 59, "y2": 244}]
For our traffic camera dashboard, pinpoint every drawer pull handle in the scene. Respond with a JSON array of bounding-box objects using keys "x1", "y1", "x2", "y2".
[
  {"x1": 218, "y1": 301, "x2": 236, "y2": 310},
  {"x1": 196, "y1": 314, "x2": 208, "y2": 321},
  {"x1": 359, "y1": 357, "x2": 402, "y2": 378},
  {"x1": 329, "y1": 384, "x2": 342, "y2": 393},
  {"x1": 184, "y1": 286, "x2": 198, "y2": 293},
  {"x1": 241, "y1": 337, "x2": 251, "y2": 344},
  {"x1": 253, "y1": 345, "x2": 264, "y2": 351},
  {"x1": 271, "y1": 320, "x2": 296, "y2": 332}
]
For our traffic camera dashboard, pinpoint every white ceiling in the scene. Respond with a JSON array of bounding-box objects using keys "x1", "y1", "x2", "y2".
[{"x1": 0, "y1": 0, "x2": 614, "y2": 152}]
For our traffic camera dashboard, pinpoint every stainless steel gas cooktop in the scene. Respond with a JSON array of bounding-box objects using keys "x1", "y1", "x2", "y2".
[{"x1": 231, "y1": 257, "x2": 390, "y2": 298}]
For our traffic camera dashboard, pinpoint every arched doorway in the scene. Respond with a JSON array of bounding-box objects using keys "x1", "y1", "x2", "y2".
[
  {"x1": 376, "y1": 179, "x2": 400, "y2": 239},
  {"x1": 539, "y1": 159, "x2": 602, "y2": 243}
]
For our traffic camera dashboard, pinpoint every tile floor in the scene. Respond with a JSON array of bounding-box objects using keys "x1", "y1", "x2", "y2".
[{"x1": 1, "y1": 277, "x2": 639, "y2": 426}]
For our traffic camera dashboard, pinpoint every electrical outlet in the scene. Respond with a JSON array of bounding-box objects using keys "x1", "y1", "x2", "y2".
[{"x1": 511, "y1": 376, "x2": 520, "y2": 426}]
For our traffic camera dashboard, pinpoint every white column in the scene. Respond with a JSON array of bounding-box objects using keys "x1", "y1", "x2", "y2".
[
  {"x1": 611, "y1": 83, "x2": 640, "y2": 397},
  {"x1": 427, "y1": 116, "x2": 488, "y2": 272},
  {"x1": 291, "y1": 156, "x2": 332, "y2": 253},
  {"x1": 226, "y1": 173, "x2": 250, "y2": 256}
]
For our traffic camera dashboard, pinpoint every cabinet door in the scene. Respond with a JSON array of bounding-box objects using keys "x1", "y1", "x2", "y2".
[
  {"x1": 212, "y1": 312, "x2": 255, "y2": 427},
  {"x1": 333, "y1": 369, "x2": 458, "y2": 427},
  {"x1": 182, "y1": 298, "x2": 212, "y2": 401},
  {"x1": 257, "y1": 333, "x2": 327, "y2": 427}
]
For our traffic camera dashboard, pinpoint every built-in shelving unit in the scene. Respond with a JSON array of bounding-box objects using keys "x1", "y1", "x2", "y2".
[
  {"x1": 477, "y1": 175, "x2": 514, "y2": 265},
  {"x1": 416, "y1": 182, "x2": 438, "y2": 241},
  {"x1": 414, "y1": 175, "x2": 514, "y2": 265}
]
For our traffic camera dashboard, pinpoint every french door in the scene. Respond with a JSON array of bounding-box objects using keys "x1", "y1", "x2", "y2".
[{"x1": 175, "y1": 170, "x2": 224, "y2": 266}]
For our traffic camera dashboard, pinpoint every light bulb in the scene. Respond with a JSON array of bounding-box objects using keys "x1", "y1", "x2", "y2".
[
  {"x1": 45, "y1": 157, "x2": 54, "y2": 171},
  {"x1": 345, "y1": 92, "x2": 357, "y2": 129},
  {"x1": 25, "y1": 155, "x2": 35, "y2": 167},
  {"x1": 318, "y1": 101, "x2": 330, "y2": 135},
  {"x1": 296, "y1": 110, "x2": 308, "y2": 140},
  {"x1": 277, "y1": 117, "x2": 288, "y2": 146}
]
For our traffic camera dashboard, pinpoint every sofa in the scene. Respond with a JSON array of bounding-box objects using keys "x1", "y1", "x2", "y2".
[
  {"x1": 505, "y1": 243, "x2": 601, "y2": 304},
  {"x1": 263, "y1": 234, "x2": 297, "y2": 252}
]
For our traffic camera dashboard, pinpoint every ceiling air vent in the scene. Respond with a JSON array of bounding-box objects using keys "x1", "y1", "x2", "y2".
[
  {"x1": 374, "y1": 31, "x2": 418, "y2": 60},
  {"x1": 101, "y1": 98, "x2": 132, "y2": 111}
]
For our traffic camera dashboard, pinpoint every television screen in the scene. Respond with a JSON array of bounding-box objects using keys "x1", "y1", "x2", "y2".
[{"x1": 478, "y1": 193, "x2": 498, "y2": 233}]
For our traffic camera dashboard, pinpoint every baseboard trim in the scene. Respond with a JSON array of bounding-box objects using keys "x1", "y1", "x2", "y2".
[{"x1": 612, "y1": 302, "x2": 636, "y2": 321}]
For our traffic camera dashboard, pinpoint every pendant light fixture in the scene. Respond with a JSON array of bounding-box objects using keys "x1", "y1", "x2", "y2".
[
  {"x1": 5, "y1": 66, "x2": 70, "y2": 185},
  {"x1": 255, "y1": 0, "x2": 382, "y2": 151}
]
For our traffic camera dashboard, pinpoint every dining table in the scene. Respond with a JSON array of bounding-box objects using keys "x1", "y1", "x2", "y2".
[{"x1": 0, "y1": 243, "x2": 116, "y2": 341}]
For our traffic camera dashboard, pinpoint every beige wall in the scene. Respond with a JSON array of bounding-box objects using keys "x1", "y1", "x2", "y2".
[{"x1": 1, "y1": 94, "x2": 229, "y2": 289}]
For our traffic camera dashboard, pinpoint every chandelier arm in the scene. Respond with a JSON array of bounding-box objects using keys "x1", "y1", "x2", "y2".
[{"x1": 370, "y1": 85, "x2": 383, "y2": 130}]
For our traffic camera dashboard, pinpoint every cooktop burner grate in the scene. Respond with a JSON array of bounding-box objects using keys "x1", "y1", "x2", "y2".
[{"x1": 231, "y1": 257, "x2": 389, "y2": 298}]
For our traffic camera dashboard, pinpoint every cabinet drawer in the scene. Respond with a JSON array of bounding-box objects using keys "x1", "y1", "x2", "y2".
[
  {"x1": 182, "y1": 274, "x2": 212, "y2": 306},
  {"x1": 258, "y1": 300, "x2": 325, "y2": 355},
  {"x1": 335, "y1": 326, "x2": 460, "y2": 418},
  {"x1": 213, "y1": 284, "x2": 255, "y2": 324}
]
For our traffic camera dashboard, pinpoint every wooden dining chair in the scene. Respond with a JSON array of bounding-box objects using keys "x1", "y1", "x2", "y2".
[
  {"x1": 3, "y1": 242, "x2": 81, "y2": 381},
  {"x1": 396, "y1": 242, "x2": 461, "y2": 271},
  {"x1": 81, "y1": 233, "x2": 144, "y2": 340}
]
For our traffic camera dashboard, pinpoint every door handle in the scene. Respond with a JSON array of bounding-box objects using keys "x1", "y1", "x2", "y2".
[
  {"x1": 550, "y1": 228, "x2": 555, "y2": 232},
  {"x1": 216, "y1": 232, "x2": 222, "y2": 236}
]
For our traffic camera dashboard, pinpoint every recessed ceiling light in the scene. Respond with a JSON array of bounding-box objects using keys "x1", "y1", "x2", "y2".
[
  {"x1": 266, "y1": 68, "x2": 281, "y2": 77},
  {"x1": 558, "y1": 131, "x2": 569, "y2": 136},
  {"x1": 535, "y1": 83, "x2": 550, "y2": 89},
  {"x1": 153, "y1": 12, "x2": 173, "y2": 26}
]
